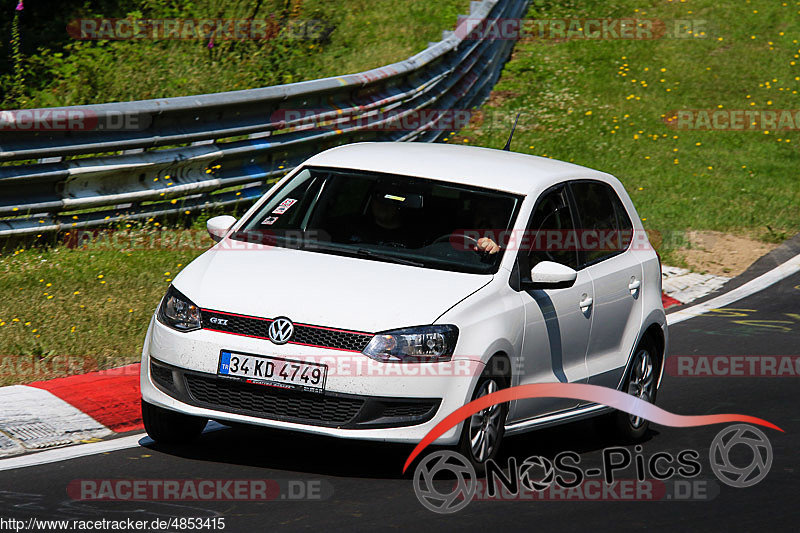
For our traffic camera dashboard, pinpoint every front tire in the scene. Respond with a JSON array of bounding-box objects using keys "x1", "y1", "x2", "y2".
[
  {"x1": 613, "y1": 336, "x2": 659, "y2": 441},
  {"x1": 458, "y1": 361, "x2": 509, "y2": 473},
  {"x1": 142, "y1": 400, "x2": 207, "y2": 445}
]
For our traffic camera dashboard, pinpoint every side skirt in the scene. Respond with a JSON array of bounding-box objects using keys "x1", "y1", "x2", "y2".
[{"x1": 504, "y1": 403, "x2": 612, "y2": 436}]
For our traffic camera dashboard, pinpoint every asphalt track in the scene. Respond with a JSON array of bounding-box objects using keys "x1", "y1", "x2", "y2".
[{"x1": 1, "y1": 270, "x2": 798, "y2": 532}]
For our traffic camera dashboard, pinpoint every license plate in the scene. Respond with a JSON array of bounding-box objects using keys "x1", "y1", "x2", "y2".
[{"x1": 217, "y1": 350, "x2": 327, "y2": 393}]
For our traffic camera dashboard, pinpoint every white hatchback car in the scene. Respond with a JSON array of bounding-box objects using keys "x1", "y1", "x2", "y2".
[{"x1": 141, "y1": 142, "x2": 667, "y2": 467}]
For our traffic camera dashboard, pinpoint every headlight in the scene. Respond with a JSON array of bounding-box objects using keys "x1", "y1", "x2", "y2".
[
  {"x1": 362, "y1": 325, "x2": 458, "y2": 363},
  {"x1": 157, "y1": 285, "x2": 201, "y2": 332}
]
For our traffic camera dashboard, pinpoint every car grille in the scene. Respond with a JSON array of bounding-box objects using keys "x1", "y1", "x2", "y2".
[
  {"x1": 185, "y1": 373, "x2": 365, "y2": 426},
  {"x1": 200, "y1": 309, "x2": 373, "y2": 352}
]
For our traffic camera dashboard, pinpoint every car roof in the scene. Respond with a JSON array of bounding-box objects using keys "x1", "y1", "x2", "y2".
[{"x1": 303, "y1": 142, "x2": 613, "y2": 195}]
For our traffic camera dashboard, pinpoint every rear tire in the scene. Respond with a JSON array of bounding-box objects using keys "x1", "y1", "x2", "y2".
[
  {"x1": 142, "y1": 400, "x2": 207, "y2": 445},
  {"x1": 612, "y1": 336, "x2": 660, "y2": 441},
  {"x1": 457, "y1": 359, "x2": 509, "y2": 474}
]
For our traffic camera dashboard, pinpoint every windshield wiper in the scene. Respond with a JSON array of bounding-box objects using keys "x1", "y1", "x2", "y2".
[
  {"x1": 354, "y1": 247, "x2": 424, "y2": 267},
  {"x1": 302, "y1": 242, "x2": 424, "y2": 267}
]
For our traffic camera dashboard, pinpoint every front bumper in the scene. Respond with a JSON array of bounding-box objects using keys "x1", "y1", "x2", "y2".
[
  {"x1": 149, "y1": 357, "x2": 442, "y2": 429},
  {"x1": 141, "y1": 316, "x2": 482, "y2": 444}
]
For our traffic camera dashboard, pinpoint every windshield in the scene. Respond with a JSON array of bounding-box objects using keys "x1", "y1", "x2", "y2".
[{"x1": 231, "y1": 166, "x2": 522, "y2": 274}]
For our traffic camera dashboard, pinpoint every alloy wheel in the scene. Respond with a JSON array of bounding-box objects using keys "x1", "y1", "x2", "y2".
[
  {"x1": 626, "y1": 349, "x2": 655, "y2": 429},
  {"x1": 468, "y1": 379, "x2": 503, "y2": 462}
]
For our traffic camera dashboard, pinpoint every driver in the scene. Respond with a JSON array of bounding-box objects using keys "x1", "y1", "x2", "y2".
[
  {"x1": 347, "y1": 189, "x2": 502, "y2": 254},
  {"x1": 472, "y1": 200, "x2": 502, "y2": 255},
  {"x1": 344, "y1": 190, "x2": 420, "y2": 248}
]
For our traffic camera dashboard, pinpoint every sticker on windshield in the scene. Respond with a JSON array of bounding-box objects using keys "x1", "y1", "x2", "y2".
[
  {"x1": 262, "y1": 216, "x2": 279, "y2": 225},
  {"x1": 272, "y1": 198, "x2": 297, "y2": 214}
]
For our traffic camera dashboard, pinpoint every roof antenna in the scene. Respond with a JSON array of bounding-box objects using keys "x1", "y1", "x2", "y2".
[{"x1": 502, "y1": 112, "x2": 521, "y2": 151}]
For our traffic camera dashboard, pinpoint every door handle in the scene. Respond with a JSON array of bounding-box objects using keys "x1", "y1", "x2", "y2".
[
  {"x1": 579, "y1": 295, "x2": 593, "y2": 311},
  {"x1": 628, "y1": 277, "x2": 641, "y2": 294}
]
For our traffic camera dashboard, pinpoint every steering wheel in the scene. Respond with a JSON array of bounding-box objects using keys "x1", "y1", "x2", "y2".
[{"x1": 432, "y1": 233, "x2": 481, "y2": 251}]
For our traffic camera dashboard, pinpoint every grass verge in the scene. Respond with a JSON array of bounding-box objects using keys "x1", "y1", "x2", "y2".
[{"x1": 0, "y1": 226, "x2": 206, "y2": 386}]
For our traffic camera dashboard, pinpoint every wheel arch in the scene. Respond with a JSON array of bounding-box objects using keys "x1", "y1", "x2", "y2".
[
  {"x1": 642, "y1": 321, "x2": 667, "y2": 388},
  {"x1": 616, "y1": 316, "x2": 668, "y2": 392},
  {"x1": 485, "y1": 350, "x2": 513, "y2": 387}
]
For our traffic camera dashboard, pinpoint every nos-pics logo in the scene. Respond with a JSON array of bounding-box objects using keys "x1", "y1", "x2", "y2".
[{"x1": 412, "y1": 423, "x2": 773, "y2": 514}]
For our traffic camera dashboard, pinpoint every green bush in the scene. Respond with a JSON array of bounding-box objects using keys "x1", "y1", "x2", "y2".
[{"x1": 1, "y1": 0, "x2": 469, "y2": 108}]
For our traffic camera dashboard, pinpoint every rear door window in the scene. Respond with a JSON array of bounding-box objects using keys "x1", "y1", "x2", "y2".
[{"x1": 568, "y1": 180, "x2": 631, "y2": 266}]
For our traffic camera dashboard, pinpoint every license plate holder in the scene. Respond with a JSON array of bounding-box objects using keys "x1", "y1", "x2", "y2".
[{"x1": 217, "y1": 350, "x2": 327, "y2": 393}]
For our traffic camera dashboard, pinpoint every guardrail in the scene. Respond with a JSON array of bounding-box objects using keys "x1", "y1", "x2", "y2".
[{"x1": 0, "y1": 0, "x2": 528, "y2": 238}]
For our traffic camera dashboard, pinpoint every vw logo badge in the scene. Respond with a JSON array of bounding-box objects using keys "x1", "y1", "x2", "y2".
[{"x1": 268, "y1": 317, "x2": 294, "y2": 345}]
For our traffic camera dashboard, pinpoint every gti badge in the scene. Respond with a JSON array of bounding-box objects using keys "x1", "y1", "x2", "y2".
[
  {"x1": 268, "y1": 317, "x2": 294, "y2": 345},
  {"x1": 209, "y1": 316, "x2": 229, "y2": 326}
]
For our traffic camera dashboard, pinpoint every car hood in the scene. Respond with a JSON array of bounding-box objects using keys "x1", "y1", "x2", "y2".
[{"x1": 172, "y1": 243, "x2": 493, "y2": 333}]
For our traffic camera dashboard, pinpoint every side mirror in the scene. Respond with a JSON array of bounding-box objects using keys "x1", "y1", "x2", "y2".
[
  {"x1": 522, "y1": 261, "x2": 578, "y2": 290},
  {"x1": 207, "y1": 215, "x2": 237, "y2": 243}
]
